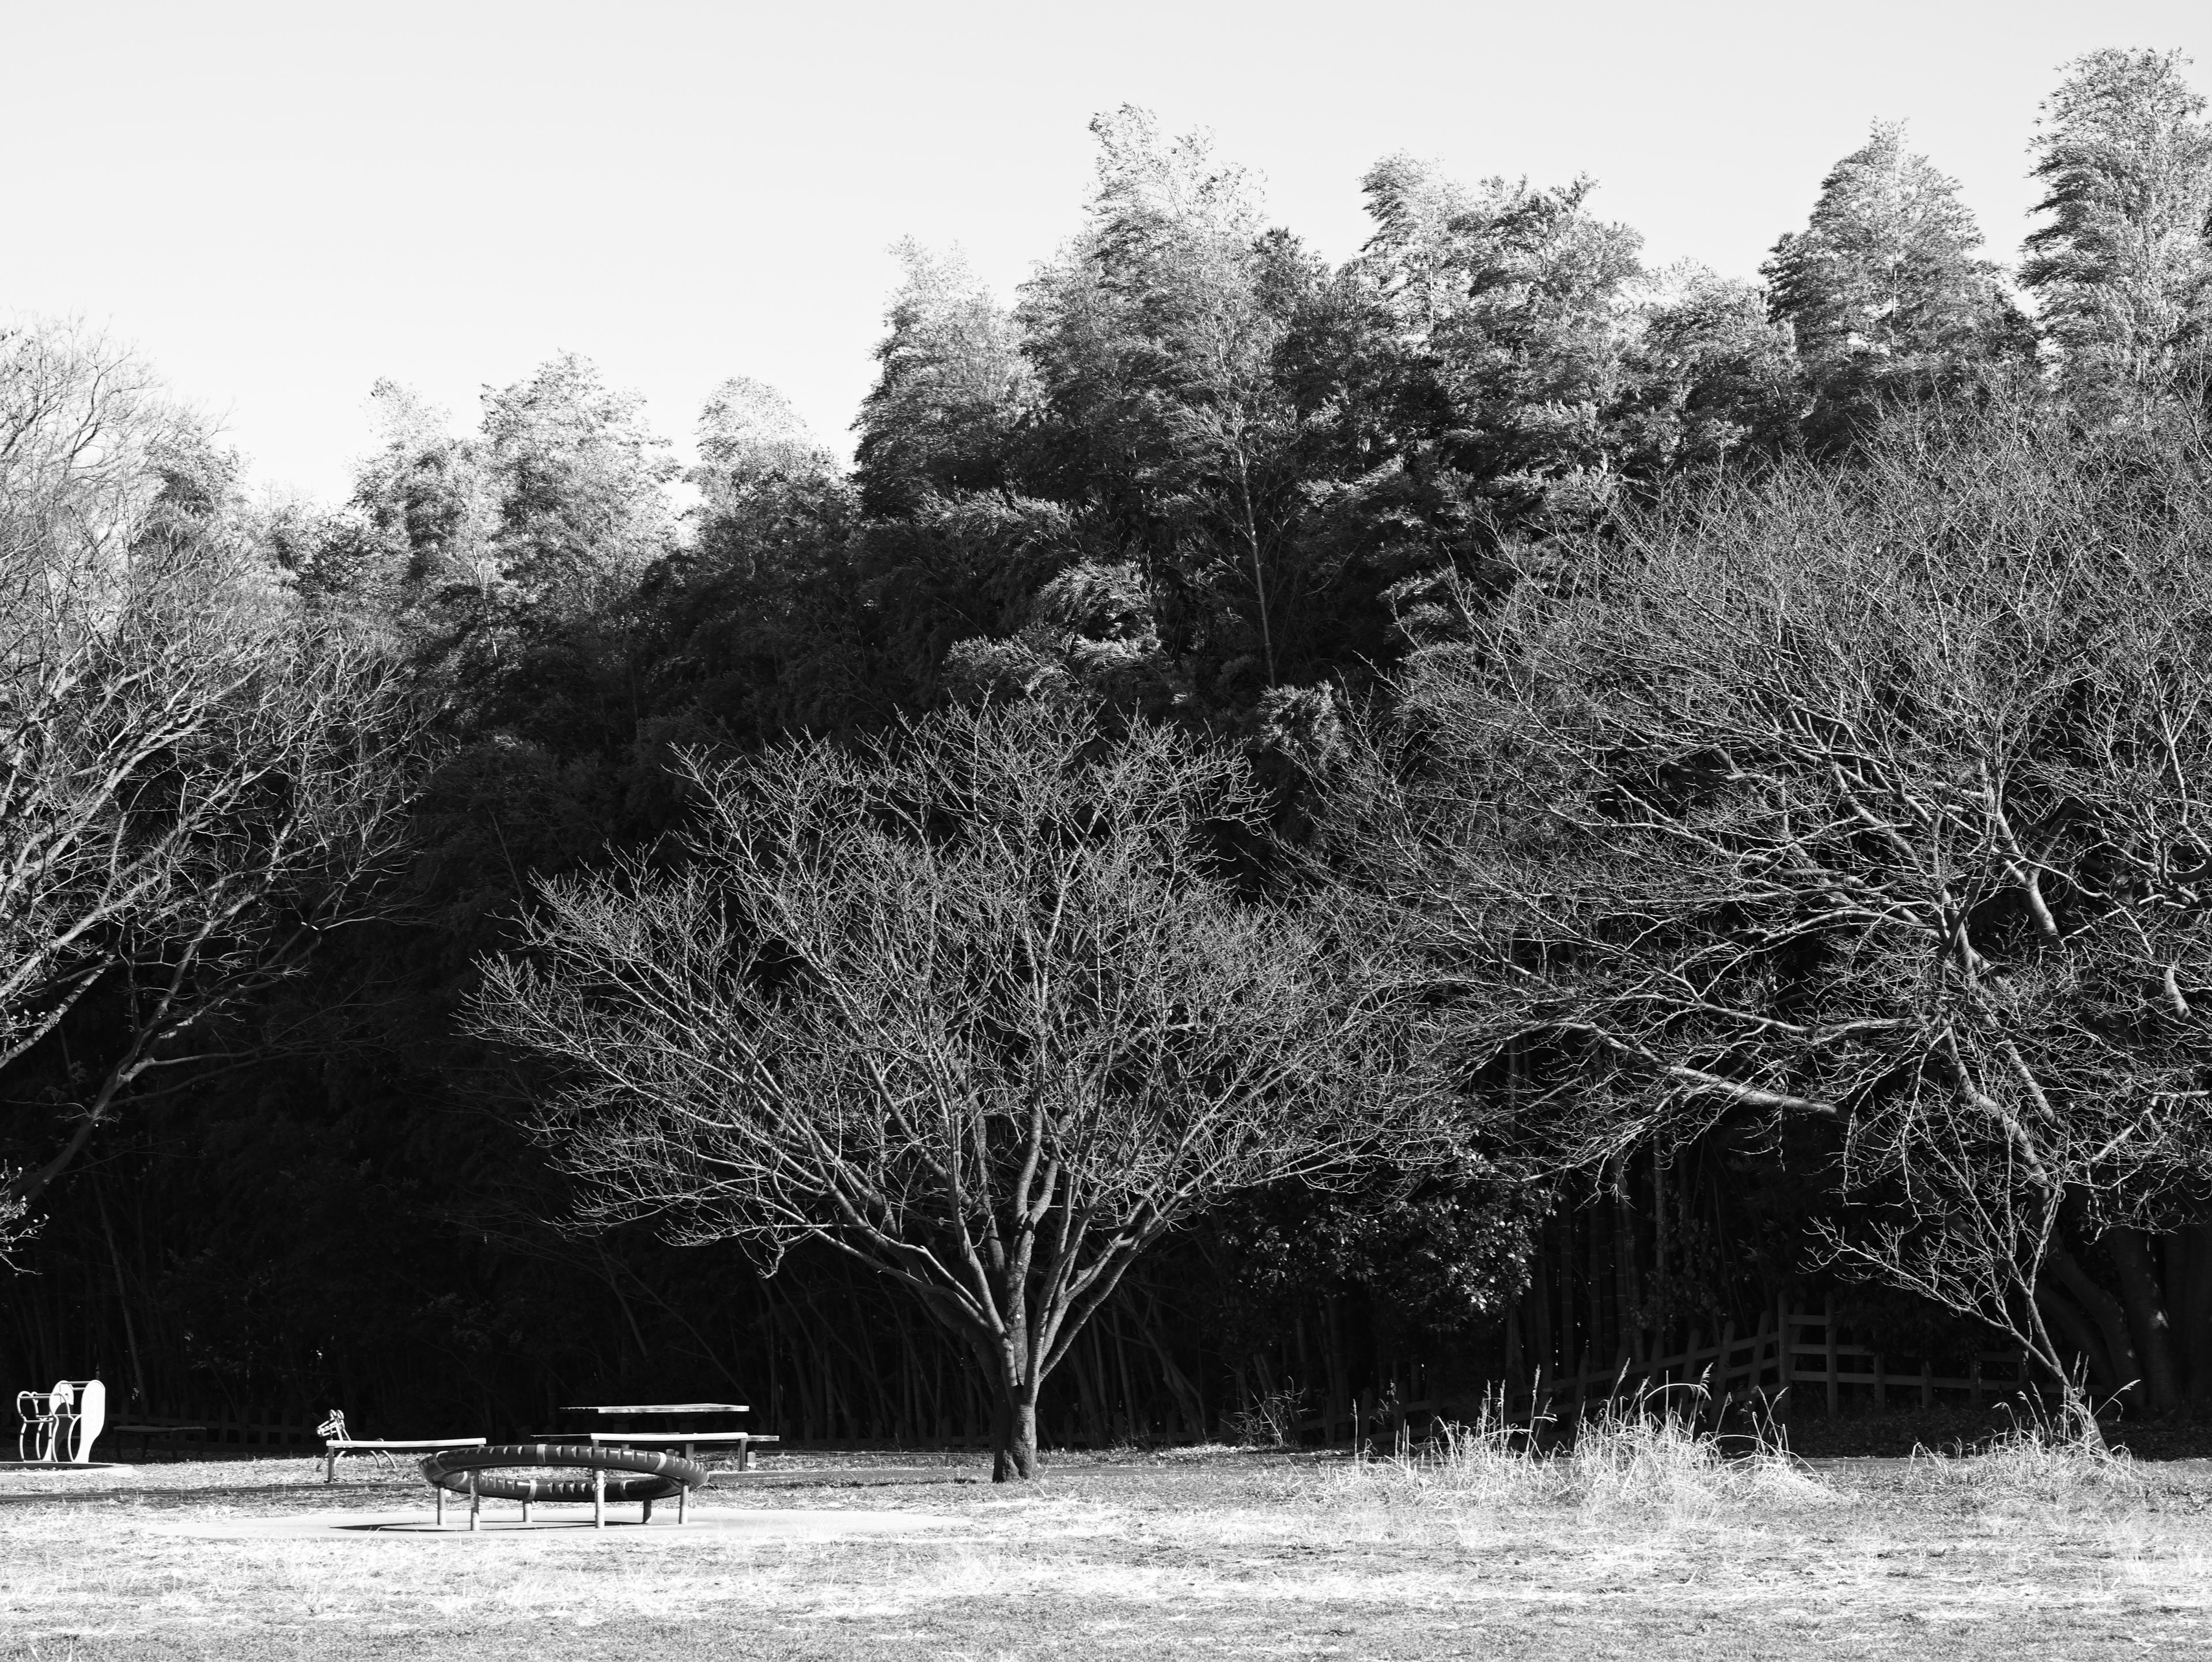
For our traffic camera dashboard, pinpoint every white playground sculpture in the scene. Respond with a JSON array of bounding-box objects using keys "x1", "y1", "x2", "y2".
[{"x1": 17, "y1": 1379, "x2": 105, "y2": 1463}]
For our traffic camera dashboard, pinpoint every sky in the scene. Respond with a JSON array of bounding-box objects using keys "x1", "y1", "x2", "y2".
[{"x1": 5, "y1": 0, "x2": 2209, "y2": 504}]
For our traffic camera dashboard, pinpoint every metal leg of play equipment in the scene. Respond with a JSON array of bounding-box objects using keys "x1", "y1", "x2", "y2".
[
  {"x1": 467, "y1": 1468, "x2": 479, "y2": 1532},
  {"x1": 435, "y1": 1485, "x2": 445, "y2": 1526},
  {"x1": 593, "y1": 1463, "x2": 605, "y2": 1530}
]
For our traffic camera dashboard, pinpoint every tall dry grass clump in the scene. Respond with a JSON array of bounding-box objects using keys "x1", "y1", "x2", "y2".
[
  {"x1": 1908, "y1": 1396, "x2": 2149, "y2": 1503},
  {"x1": 1331, "y1": 1391, "x2": 1834, "y2": 1516}
]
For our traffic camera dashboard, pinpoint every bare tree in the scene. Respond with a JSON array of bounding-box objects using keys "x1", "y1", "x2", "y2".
[
  {"x1": 475, "y1": 703, "x2": 1433, "y2": 1479},
  {"x1": 0, "y1": 320, "x2": 422, "y2": 1241},
  {"x1": 0, "y1": 317, "x2": 196, "y2": 610},
  {"x1": 1353, "y1": 409, "x2": 2212, "y2": 1422}
]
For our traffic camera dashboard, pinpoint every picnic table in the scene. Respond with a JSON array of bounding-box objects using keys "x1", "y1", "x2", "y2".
[{"x1": 540, "y1": 1403, "x2": 779, "y2": 1471}]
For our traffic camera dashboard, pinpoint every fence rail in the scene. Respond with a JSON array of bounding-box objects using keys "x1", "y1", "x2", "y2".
[
  {"x1": 76, "y1": 1299, "x2": 2039, "y2": 1460},
  {"x1": 1281, "y1": 1296, "x2": 2032, "y2": 1445},
  {"x1": 100, "y1": 1409, "x2": 317, "y2": 1456}
]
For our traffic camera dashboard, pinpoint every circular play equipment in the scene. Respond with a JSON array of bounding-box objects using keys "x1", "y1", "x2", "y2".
[{"x1": 417, "y1": 1442, "x2": 708, "y2": 1531}]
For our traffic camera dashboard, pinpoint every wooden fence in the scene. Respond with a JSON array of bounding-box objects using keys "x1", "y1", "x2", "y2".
[
  {"x1": 99, "y1": 1408, "x2": 317, "y2": 1458},
  {"x1": 1294, "y1": 1296, "x2": 2032, "y2": 1445},
  {"x1": 77, "y1": 1297, "x2": 2040, "y2": 1459}
]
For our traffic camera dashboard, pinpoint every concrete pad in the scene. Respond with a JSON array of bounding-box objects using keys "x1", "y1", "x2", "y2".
[
  {"x1": 0, "y1": 1462, "x2": 132, "y2": 1472},
  {"x1": 157, "y1": 1507, "x2": 959, "y2": 1541}
]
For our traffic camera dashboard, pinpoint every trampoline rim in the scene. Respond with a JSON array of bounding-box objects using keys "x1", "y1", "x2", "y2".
[{"x1": 417, "y1": 1442, "x2": 709, "y2": 1497}]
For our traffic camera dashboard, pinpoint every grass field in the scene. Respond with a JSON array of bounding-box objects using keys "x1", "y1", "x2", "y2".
[{"x1": 3, "y1": 1433, "x2": 2212, "y2": 1659}]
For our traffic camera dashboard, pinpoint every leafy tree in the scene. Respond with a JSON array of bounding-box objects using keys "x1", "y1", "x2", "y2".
[
  {"x1": 853, "y1": 242, "x2": 1033, "y2": 515},
  {"x1": 856, "y1": 493, "x2": 1083, "y2": 702},
  {"x1": 1766, "y1": 122, "x2": 2033, "y2": 445},
  {"x1": 1613, "y1": 265, "x2": 1803, "y2": 472},
  {"x1": 2024, "y1": 49, "x2": 2212, "y2": 410},
  {"x1": 307, "y1": 380, "x2": 498, "y2": 632},
  {"x1": 1018, "y1": 109, "x2": 1320, "y2": 691},
  {"x1": 648, "y1": 479, "x2": 887, "y2": 747},
  {"x1": 939, "y1": 556, "x2": 1180, "y2": 713},
  {"x1": 692, "y1": 377, "x2": 836, "y2": 517},
  {"x1": 479, "y1": 353, "x2": 678, "y2": 622},
  {"x1": 1356, "y1": 154, "x2": 1481, "y2": 343},
  {"x1": 310, "y1": 360, "x2": 684, "y2": 758},
  {"x1": 1363, "y1": 161, "x2": 1646, "y2": 528}
]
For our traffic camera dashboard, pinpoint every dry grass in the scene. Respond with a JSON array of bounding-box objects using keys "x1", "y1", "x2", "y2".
[
  {"x1": 1907, "y1": 1397, "x2": 2155, "y2": 1504},
  {"x1": 2, "y1": 1438, "x2": 2211, "y2": 1659},
  {"x1": 1329, "y1": 1394, "x2": 1835, "y2": 1514}
]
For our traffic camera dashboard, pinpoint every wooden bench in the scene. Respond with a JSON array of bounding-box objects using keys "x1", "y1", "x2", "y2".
[
  {"x1": 324, "y1": 1436, "x2": 488, "y2": 1482},
  {"x1": 529, "y1": 1430, "x2": 779, "y2": 1471}
]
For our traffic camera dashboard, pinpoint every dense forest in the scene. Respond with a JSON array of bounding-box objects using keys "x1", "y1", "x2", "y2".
[{"x1": 10, "y1": 47, "x2": 2212, "y2": 1473}]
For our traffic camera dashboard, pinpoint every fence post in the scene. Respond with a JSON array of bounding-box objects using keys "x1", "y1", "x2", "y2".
[
  {"x1": 1824, "y1": 1295, "x2": 1839, "y2": 1418},
  {"x1": 1711, "y1": 1321, "x2": 1734, "y2": 1429},
  {"x1": 1760, "y1": 1310, "x2": 1778, "y2": 1425}
]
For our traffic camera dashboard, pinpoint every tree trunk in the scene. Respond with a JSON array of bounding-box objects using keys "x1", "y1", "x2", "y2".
[
  {"x1": 1532, "y1": 1239, "x2": 1554, "y2": 1375},
  {"x1": 2107, "y1": 1227, "x2": 2183, "y2": 1412},
  {"x1": 980, "y1": 1325, "x2": 1043, "y2": 1482},
  {"x1": 2048, "y1": 1237, "x2": 2141, "y2": 1406},
  {"x1": 1614, "y1": 1168, "x2": 1641, "y2": 1361},
  {"x1": 1136, "y1": 1302, "x2": 1206, "y2": 1441},
  {"x1": 1075, "y1": 1329, "x2": 1109, "y2": 1447},
  {"x1": 1324, "y1": 1297, "x2": 1349, "y2": 1445},
  {"x1": 2033, "y1": 1277, "x2": 2114, "y2": 1395},
  {"x1": 990, "y1": 1388, "x2": 1039, "y2": 1482},
  {"x1": 2174, "y1": 1223, "x2": 2212, "y2": 1404},
  {"x1": 2021, "y1": 1288, "x2": 2108, "y2": 1452}
]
